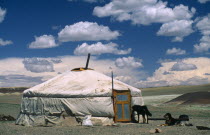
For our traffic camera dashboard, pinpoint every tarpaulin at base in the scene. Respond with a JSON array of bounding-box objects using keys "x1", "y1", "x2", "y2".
[{"x1": 16, "y1": 96, "x2": 143, "y2": 126}]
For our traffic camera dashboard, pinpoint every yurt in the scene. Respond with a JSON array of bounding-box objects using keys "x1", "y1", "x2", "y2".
[{"x1": 16, "y1": 55, "x2": 144, "y2": 126}]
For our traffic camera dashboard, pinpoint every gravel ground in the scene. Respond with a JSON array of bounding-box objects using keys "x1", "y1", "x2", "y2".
[
  {"x1": 0, "y1": 94, "x2": 210, "y2": 135},
  {"x1": 0, "y1": 104, "x2": 210, "y2": 135},
  {"x1": 0, "y1": 118, "x2": 210, "y2": 135}
]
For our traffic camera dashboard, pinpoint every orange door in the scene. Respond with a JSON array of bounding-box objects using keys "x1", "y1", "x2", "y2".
[{"x1": 113, "y1": 90, "x2": 131, "y2": 122}]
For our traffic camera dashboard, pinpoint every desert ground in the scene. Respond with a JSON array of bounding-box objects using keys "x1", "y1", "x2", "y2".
[{"x1": 0, "y1": 85, "x2": 210, "y2": 135}]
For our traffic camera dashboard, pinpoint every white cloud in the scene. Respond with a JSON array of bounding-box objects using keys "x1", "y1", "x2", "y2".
[
  {"x1": 198, "y1": 0, "x2": 210, "y2": 3},
  {"x1": 166, "y1": 48, "x2": 186, "y2": 55},
  {"x1": 163, "y1": 71, "x2": 173, "y2": 75},
  {"x1": 0, "y1": 75, "x2": 43, "y2": 87},
  {"x1": 137, "y1": 76, "x2": 209, "y2": 88},
  {"x1": 115, "y1": 56, "x2": 143, "y2": 68},
  {"x1": 0, "y1": 58, "x2": 55, "y2": 83},
  {"x1": 157, "y1": 58, "x2": 177, "y2": 64},
  {"x1": 157, "y1": 20, "x2": 194, "y2": 42},
  {"x1": 196, "y1": 15, "x2": 210, "y2": 36},
  {"x1": 23, "y1": 58, "x2": 55, "y2": 73},
  {"x1": 51, "y1": 58, "x2": 62, "y2": 64},
  {"x1": 115, "y1": 75, "x2": 132, "y2": 83},
  {"x1": 180, "y1": 76, "x2": 209, "y2": 85},
  {"x1": 171, "y1": 61, "x2": 197, "y2": 71},
  {"x1": 194, "y1": 15, "x2": 210, "y2": 53},
  {"x1": 200, "y1": 35, "x2": 210, "y2": 43},
  {"x1": 136, "y1": 80, "x2": 168, "y2": 88},
  {"x1": 0, "y1": 38, "x2": 13, "y2": 46},
  {"x1": 131, "y1": 4, "x2": 195, "y2": 25},
  {"x1": 93, "y1": 0, "x2": 195, "y2": 25},
  {"x1": 74, "y1": 42, "x2": 131, "y2": 55},
  {"x1": 135, "y1": 57, "x2": 210, "y2": 88},
  {"x1": 194, "y1": 42, "x2": 210, "y2": 53},
  {"x1": 0, "y1": 7, "x2": 6, "y2": 23},
  {"x1": 114, "y1": 70, "x2": 148, "y2": 86},
  {"x1": 93, "y1": 0, "x2": 195, "y2": 41},
  {"x1": 29, "y1": 35, "x2": 58, "y2": 49},
  {"x1": 1, "y1": 57, "x2": 209, "y2": 88},
  {"x1": 0, "y1": 56, "x2": 147, "y2": 87},
  {"x1": 58, "y1": 21, "x2": 120, "y2": 42},
  {"x1": 4, "y1": 57, "x2": 210, "y2": 88}
]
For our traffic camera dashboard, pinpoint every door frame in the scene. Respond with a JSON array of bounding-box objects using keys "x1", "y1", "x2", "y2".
[{"x1": 112, "y1": 89, "x2": 131, "y2": 122}]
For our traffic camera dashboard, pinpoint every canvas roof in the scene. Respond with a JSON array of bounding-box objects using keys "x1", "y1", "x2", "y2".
[{"x1": 23, "y1": 70, "x2": 142, "y2": 98}]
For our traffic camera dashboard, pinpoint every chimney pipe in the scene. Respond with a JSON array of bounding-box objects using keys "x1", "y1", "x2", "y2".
[
  {"x1": 85, "y1": 53, "x2": 91, "y2": 69},
  {"x1": 112, "y1": 70, "x2": 114, "y2": 90}
]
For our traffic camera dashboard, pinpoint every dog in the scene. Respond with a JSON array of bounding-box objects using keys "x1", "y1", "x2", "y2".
[
  {"x1": 75, "y1": 117, "x2": 83, "y2": 125},
  {"x1": 163, "y1": 113, "x2": 178, "y2": 126},
  {"x1": 177, "y1": 115, "x2": 193, "y2": 126},
  {"x1": 160, "y1": 113, "x2": 192, "y2": 126},
  {"x1": 178, "y1": 115, "x2": 189, "y2": 121},
  {"x1": 131, "y1": 105, "x2": 152, "y2": 123}
]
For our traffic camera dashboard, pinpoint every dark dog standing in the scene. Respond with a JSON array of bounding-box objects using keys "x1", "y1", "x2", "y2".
[{"x1": 132, "y1": 105, "x2": 152, "y2": 123}]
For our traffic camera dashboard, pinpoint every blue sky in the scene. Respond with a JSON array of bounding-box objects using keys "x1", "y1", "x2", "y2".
[{"x1": 0, "y1": 0, "x2": 210, "y2": 88}]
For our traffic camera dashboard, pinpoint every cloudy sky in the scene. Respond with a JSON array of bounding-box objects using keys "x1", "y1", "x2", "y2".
[{"x1": 0, "y1": 0, "x2": 210, "y2": 88}]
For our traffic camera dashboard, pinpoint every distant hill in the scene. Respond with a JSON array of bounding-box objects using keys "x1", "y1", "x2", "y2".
[
  {"x1": 166, "y1": 91, "x2": 210, "y2": 105},
  {"x1": 141, "y1": 84, "x2": 210, "y2": 96},
  {"x1": 0, "y1": 87, "x2": 29, "y2": 93}
]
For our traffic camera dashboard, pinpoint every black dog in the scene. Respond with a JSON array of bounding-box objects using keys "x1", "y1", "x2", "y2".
[
  {"x1": 132, "y1": 105, "x2": 152, "y2": 123},
  {"x1": 162, "y1": 113, "x2": 192, "y2": 126},
  {"x1": 163, "y1": 113, "x2": 178, "y2": 126}
]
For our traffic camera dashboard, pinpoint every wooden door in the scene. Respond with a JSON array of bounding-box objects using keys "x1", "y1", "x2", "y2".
[{"x1": 113, "y1": 90, "x2": 131, "y2": 122}]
